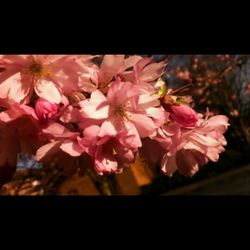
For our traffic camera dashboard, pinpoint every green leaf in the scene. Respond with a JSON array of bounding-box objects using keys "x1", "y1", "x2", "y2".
[{"x1": 157, "y1": 82, "x2": 167, "y2": 97}]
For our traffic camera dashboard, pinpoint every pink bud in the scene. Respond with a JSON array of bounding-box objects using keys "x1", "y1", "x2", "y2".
[
  {"x1": 170, "y1": 105, "x2": 198, "y2": 128},
  {"x1": 35, "y1": 98, "x2": 58, "y2": 122}
]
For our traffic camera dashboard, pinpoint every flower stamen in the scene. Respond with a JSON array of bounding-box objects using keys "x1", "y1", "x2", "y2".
[{"x1": 27, "y1": 60, "x2": 51, "y2": 79}]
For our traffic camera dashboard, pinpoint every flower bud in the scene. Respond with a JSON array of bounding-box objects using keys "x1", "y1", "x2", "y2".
[
  {"x1": 170, "y1": 104, "x2": 198, "y2": 128},
  {"x1": 35, "y1": 98, "x2": 58, "y2": 122}
]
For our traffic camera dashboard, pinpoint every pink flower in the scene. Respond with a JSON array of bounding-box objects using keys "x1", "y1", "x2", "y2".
[
  {"x1": 35, "y1": 122, "x2": 84, "y2": 163},
  {"x1": 78, "y1": 55, "x2": 143, "y2": 94},
  {"x1": 0, "y1": 55, "x2": 86, "y2": 105},
  {"x1": 161, "y1": 149, "x2": 207, "y2": 177},
  {"x1": 35, "y1": 122, "x2": 93, "y2": 176},
  {"x1": 169, "y1": 105, "x2": 198, "y2": 128},
  {"x1": 94, "y1": 137, "x2": 136, "y2": 175},
  {"x1": 120, "y1": 57, "x2": 167, "y2": 94},
  {"x1": 78, "y1": 125, "x2": 138, "y2": 175},
  {"x1": 78, "y1": 78, "x2": 165, "y2": 142},
  {"x1": 35, "y1": 98, "x2": 58, "y2": 123},
  {"x1": 139, "y1": 122, "x2": 181, "y2": 169},
  {"x1": 160, "y1": 115, "x2": 229, "y2": 177},
  {"x1": 95, "y1": 55, "x2": 142, "y2": 86}
]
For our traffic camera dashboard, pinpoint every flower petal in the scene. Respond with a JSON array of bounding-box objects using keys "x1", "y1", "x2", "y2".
[
  {"x1": 0, "y1": 72, "x2": 32, "y2": 104},
  {"x1": 35, "y1": 141, "x2": 62, "y2": 162},
  {"x1": 79, "y1": 90, "x2": 109, "y2": 120},
  {"x1": 60, "y1": 139, "x2": 84, "y2": 157},
  {"x1": 161, "y1": 154, "x2": 177, "y2": 177},
  {"x1": 34, "y1": 79, "x2": 62, "y2": 104},
  {"x1": 99, "y1": 55, "x2": 125, "y2": 82},
  {"x1": 131, "y1": 113, "x2": 156, "y2": 138}
]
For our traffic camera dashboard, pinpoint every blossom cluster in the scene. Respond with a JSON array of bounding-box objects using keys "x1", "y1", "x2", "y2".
[{"x1": 0, "y1": 55, "x2": 229, "y2": 182}]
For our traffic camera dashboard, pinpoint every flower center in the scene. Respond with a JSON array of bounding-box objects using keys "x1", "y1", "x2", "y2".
[
  {"x1": 113, "y1": 105, "x2": 126, "y2": 117},
  {"x1": 113, "y1": 105, "x2": 131, "y2": 121},
  {"x1": 28, "y1": 61, "x2": 51, "y2": 79}
]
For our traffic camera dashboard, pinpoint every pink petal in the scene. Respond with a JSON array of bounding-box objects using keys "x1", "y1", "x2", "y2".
[
  {"x1": 79, "y1": 90, "x2": 109, "y2": 120},
  {"x1": 83, "y1": 125, "x2": 100, "y2": 141},
  {"x1": 114, "y1": 141, "x2": 135, "y2": 162},
  {"x1": 80, "y1": 125, "x2": 100, "y2": 153},
  {"x1": 161, "y1": 154, "x2": 177, "y2": 177},
  {"x1": 120, "y1": 55, "x2": 142, "y2": 72},
  {"x1": 95, "y1": 146, "x2": 118, "y2": 175},
  {"x1": 107, "y1": 79, "x2": 140, "y2": 106},
  {"x1": 135, "y1": 57, "x2": 153, "y2": 73},
  {"x1": 0, "y1": 104, "x2": 38, "y2": 122},
  {"x1": 183, "y1": 141, "x2": 206, "y2": 154},
  {"x1": 34, "y1": 79, "x2": 62, "y2": 104},
  {"x1": 189, "y1": 134, "x2": 221, "y2": 147},
  {"x1": 0, "y1": 55, "x2": 27, "y2": 66},
  {"x1": 42, "y1": 122, "x2": 79, "y2": 139},
  {"x1": 60, "y1": 105, "x2": 79, "y2": 123},
  {"x1": 137, "y1": 94, "x2": 160, "y2": 110},
  {"x1": 0, "y1": 65, "x2": 22, "y2": 85},
  {"x1": 99, "y1": 55, "x2": 125, "y2": 82},
  {"x1": 50, "y1": 69, "x2": 79, "y2": 95},
  {"x1": 206, "y1": 115, "x2": 229, "y2": 126},
  {"x1": 206, "y1": 148, "x2": 220, "y2": 162},
  {"x1": 60, "y1": 139, "x2": 84, "y2": 157},
  {"x1": 118, "y1": 122, "x2": 142, "y2": 148},
  {"x1": 146, "y1": 107, "x2": 168, "y2": 126},
  {"x1": 35, "y1": 141, "x2": 62, "y2": 162},
  {"x1": 140, "y1": 60, "x2": 166, "y2": 82},
  {"x1": 131, "y1": 113, "x2": 156, "y2": 138},
  {"x1": 0, "y1": 72, "x2": 32, "y2": 104},
  {"x1": 78, "y1": 125, "x2": 101, "y2": 156},
  {"x1": 98, "y1": 118, "x2": 118, "y2": 137}
]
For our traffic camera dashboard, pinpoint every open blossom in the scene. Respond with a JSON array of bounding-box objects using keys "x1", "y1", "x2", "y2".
[
  {"x1": 75, "y1": 55, "x2": 143, "y2": 95},
  {"x1": 160, "y1": 115, "x2": 229, "y2": 177},
  {"x1": 79, "y1": 55, "x2": 167, "y2": 96},
  {"x1": 78, "y1": 125, "x2": 138, "y2": 175},
  {"x1": 0, "y1": 55, "x2": 89, "y2": 105},
  {"x1": 119, "y1": 57, "x2": 167, "y2": 94},
  {"x1": 35, "y1": 122, "x2": 84, "y2": 163},
  {"x1": 139, "y1": 122, "x2": 179, "y2": 168},
  {"x1": 87, "y1": 55, "x2": 143, "y2": 92},
  {"x1": 35, "y1": 122, "x2": 95, "y2": 176},
  {"x1": 78, "y1": 78, "x2": 166, "y2": 141}
]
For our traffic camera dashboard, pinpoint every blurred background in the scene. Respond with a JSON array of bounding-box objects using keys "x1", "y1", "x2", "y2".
[{"x1": 1, "y1": 55, "x2": 250, "y2": 195}]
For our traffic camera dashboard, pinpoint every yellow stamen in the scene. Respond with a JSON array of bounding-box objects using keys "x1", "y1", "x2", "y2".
[
  {"x1": 112, "y1": 148, "x2": 117, "y2": 156},
  {"x1": 113, "y1": 105, "x2": 126, "y2": 117},
  {"x1": 113, "y1": 105, "x2": 132, "y2": 122},
  {"x1": 28, "y1": 61, "x2": 51, "y2": 78}
]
